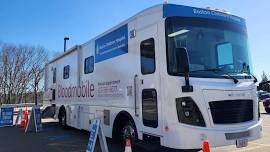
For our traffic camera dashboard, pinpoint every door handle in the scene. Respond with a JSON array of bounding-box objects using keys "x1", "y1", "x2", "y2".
[{"x1": 134, "y1": 74, "x2": 139, "y2": 117}]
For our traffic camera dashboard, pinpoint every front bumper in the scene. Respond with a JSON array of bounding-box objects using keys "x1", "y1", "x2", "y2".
[{"x1": 163, "y1": 120, "x2": 262, "y2": 149}]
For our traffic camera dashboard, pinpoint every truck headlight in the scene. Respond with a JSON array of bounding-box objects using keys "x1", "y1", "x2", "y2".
[{"x1": 176, "y1": 97, "x2": 206, "y2": 127}]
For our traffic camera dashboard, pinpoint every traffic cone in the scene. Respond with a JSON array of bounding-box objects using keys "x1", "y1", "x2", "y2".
[
  {"x1": 19, "y1": 111, "x2": 26, "y2": 128},
  {"x1": 19, "y1": 119, "x2": 25, "y2": 128},
  {"x1": 24, "y1": 110, "x2": 29, "y2": 129},
  {"x1": 124, "y1": 138, "x2": 132, "y2": 152},
  {"x1": 202, "y1": 140, "x2": 211, "y2": 152},
  {"x1": 19, "y1": 110, "x2": 29, "y2": 128}
]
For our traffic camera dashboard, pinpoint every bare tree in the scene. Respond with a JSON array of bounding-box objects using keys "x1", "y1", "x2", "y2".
[
  {"x1": 0, "y1": 43, "x2": 18, "y2": 104},
  {"x1": 0, "y1": 42, "x2": 48, "y2": 105},
  {"x1": 29, "y1": 47, "x2": 48, "y2": 105},
  {"x1": 14, "y1": 45, "x2": 36, "y2": 104}
]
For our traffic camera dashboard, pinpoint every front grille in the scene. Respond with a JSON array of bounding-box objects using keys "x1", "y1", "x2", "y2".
[{"x1": 209, "y1": 100, "x2": 253, "y2": 124}]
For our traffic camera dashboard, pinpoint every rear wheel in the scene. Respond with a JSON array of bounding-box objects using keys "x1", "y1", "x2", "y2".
[
  {"x1": 265, "y1": 108, "x2": 270, "y2": 113},
  {"x1": 58, "y1": 108, "x2": 67, "y2": 128}
]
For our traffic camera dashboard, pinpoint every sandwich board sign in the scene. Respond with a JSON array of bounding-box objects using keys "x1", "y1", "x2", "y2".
[
  {"x1": 34, "y1": 107, "x2": 42, "y2": 132},
  {"x1": 25, "y1": 106, "x2": 42, "y2": 133},
  {"x1": 0, "y1": 107, "x2": 14, "y2": 127},
  {"x1": 15, "y1": 108, "x2": 23, "y2": 126},
  {"x1": 86, "y1": 119, "x2": 108, "y2": 152}
]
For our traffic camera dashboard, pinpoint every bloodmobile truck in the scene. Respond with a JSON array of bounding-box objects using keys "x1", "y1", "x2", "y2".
[{"x1": 43, "y1": 4, "x2": 262, "y2": 150}]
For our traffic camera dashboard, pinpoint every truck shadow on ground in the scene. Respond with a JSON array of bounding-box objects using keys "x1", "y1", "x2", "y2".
[
  {"x1": 0, "y1": 121, "x2": 200, "y2": 152},
  {"x1": 42, "y1": 122, "x2": 200, "y2": 152}
]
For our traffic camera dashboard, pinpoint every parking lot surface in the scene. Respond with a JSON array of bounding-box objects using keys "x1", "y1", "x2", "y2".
[
  {"x1": 0, "y1": 118, "x2": 124, "y2": 152},
  {"x1": 0, "y1": 103, "x2": 269, "y2": 152}
]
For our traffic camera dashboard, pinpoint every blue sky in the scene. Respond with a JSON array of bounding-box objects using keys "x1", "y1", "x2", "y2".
[{"x1": 0, "y1": 0, "x2": 269, "y2": 79}]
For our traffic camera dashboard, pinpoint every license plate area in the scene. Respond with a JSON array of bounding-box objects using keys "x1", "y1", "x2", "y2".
[
  {"x1": 236, "y1": 138, "x2": 248, "y2": 148},
  {"x1": 225, "y1": 130, "x2": 250, "y2": 140}
]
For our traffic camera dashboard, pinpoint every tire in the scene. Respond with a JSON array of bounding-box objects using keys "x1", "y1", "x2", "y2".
[
  {"x1": 58, "y1": 109, "x2": 67, "y2": 128},
  {"x1": 265, "y1": 108, "x2": 270, "y2": 113},
  {"x1": 121, "y1": 121, "x2": 138, "y2": 150},
  {"x1": 113, "y1": 118, "x2": 138, "y2": 148},
  {"x1": 122, "y1": 121, "x2": 137, "y2": 141}
]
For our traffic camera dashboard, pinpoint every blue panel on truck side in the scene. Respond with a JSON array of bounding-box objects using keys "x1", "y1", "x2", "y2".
[
  {"x1": 163, "y1": 4, "x2": 246, "y2": 25},
  {"x1": 95, "y1": 24, "x2": 128, "y2": 63}
]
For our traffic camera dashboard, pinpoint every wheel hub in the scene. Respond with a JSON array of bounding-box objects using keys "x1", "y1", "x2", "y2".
[
  {"x1": 122, "y1": 124, "x2": 135, "y2": 140},
  {"x1": 61, "y1": 115, "x2": 65, "y2": 125}
]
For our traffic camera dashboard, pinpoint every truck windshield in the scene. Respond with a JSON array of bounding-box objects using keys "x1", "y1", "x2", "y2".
[{"x1": 165, "y1": 17, "x2": 253, "y2": 79}]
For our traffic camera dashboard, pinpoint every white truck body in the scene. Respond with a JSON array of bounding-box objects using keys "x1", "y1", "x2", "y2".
[{"x1": 44, "y1": 4, "x2": 262, "y2": 150}]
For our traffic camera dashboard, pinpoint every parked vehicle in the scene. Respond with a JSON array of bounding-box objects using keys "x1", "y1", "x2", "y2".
[
  {"x1": 260, "y1": 93, "x2": 270, "y2": 101},
  {"x1": 262, "y1": 99, "x2": 270, "y2": 113},
  {"x1": 43, "y1": 4, "x2": 262, "y2": 150},
  {"x1": 258, "y1": 90, "x2": 270, "y2": 102}
]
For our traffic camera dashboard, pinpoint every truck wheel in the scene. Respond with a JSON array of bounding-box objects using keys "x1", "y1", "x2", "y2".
[
  {"x1": 265, "y1": 108, "x2": 270, "y2": 113},
  {"x1": 59, "y1": 109, "x2": 67, "y2": 128},
  {"x1": 121, "y1": 121, "x2": 138, "y2": 147}
]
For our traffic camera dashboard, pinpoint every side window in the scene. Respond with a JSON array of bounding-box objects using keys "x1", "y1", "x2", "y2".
[
  {"x1": 53, "y1": 68, "x2": 56, "y2": 83},
  {"x1": 84, "y1": 56, "x2": 94, "y2": 74},
  {"x1": 140, "y1": 38, "x2": 156, "y2": 75},
  {"x1": 142, "y1": 89, "x2": 158, "y2": 128},
  {"x1": 63, "y1": 65, "x2": 70, "y2": 79}
]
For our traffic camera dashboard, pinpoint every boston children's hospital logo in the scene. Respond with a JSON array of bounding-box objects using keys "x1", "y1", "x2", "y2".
[{"x1": 95, "y1": 24, "x2": 128, "y2": 63}]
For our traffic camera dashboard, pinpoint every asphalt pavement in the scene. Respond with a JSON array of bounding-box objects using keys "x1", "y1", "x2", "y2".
[{"x1": 0, "y1": 119, "x2": 121, "y2": 152}]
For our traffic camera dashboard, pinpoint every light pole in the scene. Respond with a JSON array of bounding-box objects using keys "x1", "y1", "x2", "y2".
[{"x1": 64, "y1": 37, "x2": 69, "y2": 52}]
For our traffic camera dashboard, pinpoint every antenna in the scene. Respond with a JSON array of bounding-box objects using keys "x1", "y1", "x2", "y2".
[{"x1": 163, "y1": 0, "x2": 168, "y2": 4}]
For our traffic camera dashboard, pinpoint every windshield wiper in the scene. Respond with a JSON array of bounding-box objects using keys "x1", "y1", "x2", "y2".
[
  {"x1": 242, "y1": 63, "x2": 258, "y2": 83},
  {"x1": 190, "y1": 68, "x2": 239, "y2": 84},
  {"x1": 250, "y1": 73, "x2": 258, "y2": 83}
]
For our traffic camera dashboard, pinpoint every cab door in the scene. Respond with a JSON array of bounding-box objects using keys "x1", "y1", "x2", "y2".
[{"x1": 136, "y1": 24, "x2": 162, "y2": 141}]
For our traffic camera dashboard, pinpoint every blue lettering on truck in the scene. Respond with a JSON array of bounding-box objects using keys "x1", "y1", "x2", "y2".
[
  {"x1": 95, "y1": 24, "x2": 128, "y2": 63},
  {"x1": 163, "y1": 4, "x2": 245, "y2": 25}
]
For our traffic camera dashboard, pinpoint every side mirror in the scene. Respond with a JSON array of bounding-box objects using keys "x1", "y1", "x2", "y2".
[
  {"x1": 175, "y1": 48, "x2": 190, "y2": 74},
  {"x1": 175, "y1": 47, "x2": 193, "y2": 92}
]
